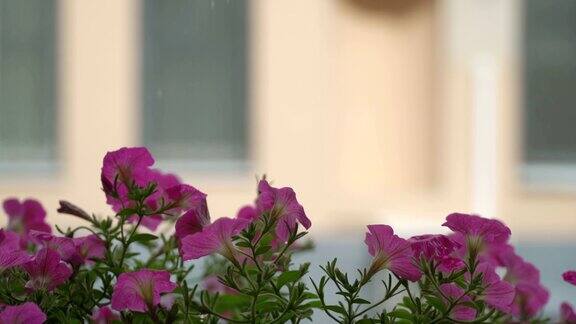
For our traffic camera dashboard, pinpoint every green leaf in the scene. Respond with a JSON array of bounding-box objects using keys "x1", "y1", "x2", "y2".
[
  {"x1": 389, "y1": 309, "x2": 412, "y2": 320},
  {"x1": 277, "y1": 270, "x2": 301, "y2": 288},
  {"x1": 236, "y1": 241, "x2": 251, "y2": 248},
  {"x1": 129, "y1": 233, "x2": 157, "y2": 244},
  {"x1": 425, "y1": 296, "x2": 446, "y2": 313},
  {"x1": 353, "y1": 298, "x2": 371, "y2": 305},
  {"x1": 214, "y1": 294, "x2": 250, "y2": 313},
  {"x1": 255, "y1": 245, "x2": 272, "y2": 255},
  {"x1": 325, "y1": 305, "x2": 347, "y2": 315},
  {"x1": 303, "y1": 301, "x2": 323, "y2": 308}
]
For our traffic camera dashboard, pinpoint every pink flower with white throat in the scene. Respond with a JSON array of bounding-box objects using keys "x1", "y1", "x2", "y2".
[
  {"x1": 408, "y1": 234, "x2": 460, "y2": 260},
  {"x1": 364, "y1": 224, "x2": 421, "y2": 281},
  {"x1": 442, "y1": 213, "x2": 511, "y2": 253},
  {"x1": 0, "y1": 302, "x2": 46, "y2": 324},
  {"x1": 73, "y1": 234, "x2": 106, "y2": 265},
  {"x1": 179, "y1": 216, "x2": 250, "y2": 264},
  {"x1": 0, "y1": 229, "x2": 30, "y2": 273},
  {"x1": 256, "y1": 179, "x2": 311, "y2": 242},
  {"x1": 23, "y1": 248, "x2": 72, "y2": 292},
  {"x1": 91, "y1": 306, "x2": 120, "y2": 324},
  {"x1": 3, "y1": 198, "x2": 51, "y2": 248},
  {"x1": 111, "y1": 269, "x2": 177, "y2": 313}
]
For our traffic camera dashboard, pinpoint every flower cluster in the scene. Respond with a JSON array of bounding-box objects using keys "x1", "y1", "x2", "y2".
[
  {"x1": 0, "y1": 147, "x2": 315, "y2": 323},
  {"x1": 0, "y1": 146, "x2": 573, "y2": 323},
  {"x1": 314, "y1": 213, "x2": 559, "y2": 323}
]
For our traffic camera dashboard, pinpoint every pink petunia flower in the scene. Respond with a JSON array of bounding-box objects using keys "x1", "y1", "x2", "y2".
[
  {"x1": 179, "y1": 217, "x2": 250, "y2": 263},
  {"x1": 442, "y1": 213, "x2": 510, "y2": 252},
  {"x1": 481, "y1": 242, "x2": 516, "y2": 267},
  {"x1": 561, "y1": 302, "x2": 576, "y2": 324},
  {"x1": 563, "y1": 271, "x2": 576, "y2": 286},
  {"x1": 236, "y1": 205, "x2": 258, "y2": 222},
  {"x1": 134, "y1": 179, "x2": 209, "y2": 232},
  {"x1": 256, "y1": 180, "x2": 311, "y2": 242},
  {"x1": 73, "y1": 234, "x2": 106, "y2": 265},
  {"x1": 23, "y1": 248, "x2": 72, "y2": 291},
  {"x1": 126, "y1": 172, "x2": 198, "y2": 231},
  {"x1": 29, "y1": 231, "x2": 77, "y2": 264},
  {"x1": 364, "y1": 225, "x2": 422, "y2": 281},
  {"x1": 123, "y1": 170, "x2": 181, "y2": 231},
  {"x1": 510, "y1": 282, "x2": 550, "y2": 319},
  {"x1": 164, "y1": 184, "x2": 208, "y2": 214},
  {"x1": 437, "y1": 256, "x2": 466, "y2": 273},
  {"x1": 502, "y1": 253, "x2": 540, "y2": 285},
  {"x1": 408, "y1": 234, "x2": 460, "y2": 260},
  {"x1": 175, "y1": 209, "x2": 210, "y2": 244},
  {"x1": 0, "y1": 302, "x2": 46, "y2": 324},
  {"x1": 111, "y1": 269, "x2": 177, "y2": 313},
  {"x1": 439, "y1": 283, "x2": 476, "y2": 321},
  {"x1": 474, "y1": 262, "x2": 515, "y2": 314},
  {"x1": 3, "y1": 198, "x2": 51, "y2": 247},
  {"x1": 91, "y1": 305, "x2": 120, "y2": 324},
  {"x1": 0, "y1": 229, "x2": 30, "y2": 272},
  {"x1": 101, "y1": 147, "x2": 154, "y2": 189},
  {"x1": 101, "y1": 147, "x2": 155, "y2": 212},
  {"x1": 0, "y1": 229, "x2": 20, "y2": 250}
]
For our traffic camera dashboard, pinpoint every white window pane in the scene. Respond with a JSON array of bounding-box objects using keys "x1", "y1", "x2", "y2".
[
  {"x1": 523, "y1": 0, "x2": 576, "y2": 164},
  {"x1": 0, "y1": 0, "x2": 57, "y2": 163},
  {"x1": 142, "y1": 0, "x2": 248, "y2": 163}
]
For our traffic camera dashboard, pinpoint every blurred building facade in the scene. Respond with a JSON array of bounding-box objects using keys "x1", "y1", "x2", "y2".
[{"x1": 0, "y1": 0, "x2": 575, "y2": 243}]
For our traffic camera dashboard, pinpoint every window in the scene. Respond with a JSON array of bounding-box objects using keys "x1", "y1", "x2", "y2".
[
  {"x1": 142, "y1": 0, "x2": 248, "y2": 168},
  {"x1": 522, "y1": 0, "x2": 576, "y2": 185},
  {"x1": 0, "y1": 0, "x2": 57, "y2": 167}
]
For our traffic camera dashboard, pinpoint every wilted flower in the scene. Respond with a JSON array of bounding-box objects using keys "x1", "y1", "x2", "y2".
[
  {"x1": 180, "y1": 217, "x2": 250, "y2": 264},
  {"x1": 442, "y1": 213, "x2": 511, "y2": 252},
  {"x1": 3, "y1": 198, "x2": 51, "y2": 247},
  {"x1": 364, "y1": 225, "x2": 421, "y2": 281},
  {"x1": 23, "y1": 248, "x2": 72, "y2": 291},
  {"x1": 563, "y1": 270, "x2": 576, "y2": 286},
  {"x1": 0, "y1": 302, "x2": 46, "y2": 324},
  {"x1": 439, "y1": 283, "x2": 476, "y2": 321},
  {"x1": 561, "y1": 302, "x2": 576, "y2": 324},
  {"x1": 111, "y1": 269, "x2": 177, "y2": 313},
  {"x1": 57, "y1": 200, "x2": 91, "y2": 222},
  {"x1": 91, "y1": 306, "x2": 120, "y2": 324},
  {"x1": 408, "y1": 234, "x2": 460, "y2": 260},
  {"x1": 256, "y1": 179, "x2": 311, "y2": 242}
]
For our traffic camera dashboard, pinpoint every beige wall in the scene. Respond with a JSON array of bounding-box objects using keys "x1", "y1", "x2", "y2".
[{"x1": 1, "y1": 0, "x2": 575, "y2": 242}]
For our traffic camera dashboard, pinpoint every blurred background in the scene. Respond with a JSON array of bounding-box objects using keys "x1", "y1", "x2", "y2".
[{"x1": 1, "y1": 0, "x2": 576, "y2": 315}]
